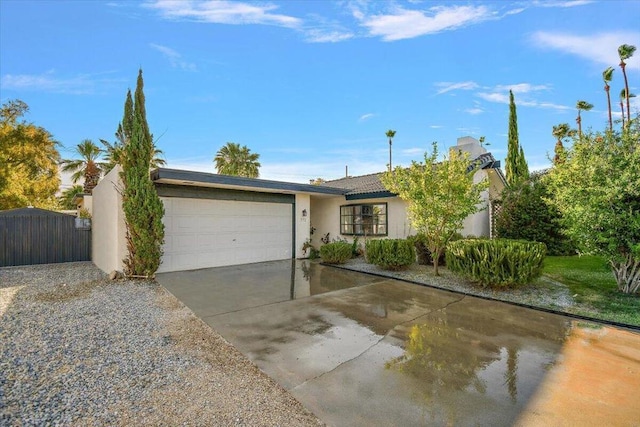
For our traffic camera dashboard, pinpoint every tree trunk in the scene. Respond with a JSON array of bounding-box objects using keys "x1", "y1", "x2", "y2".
[
  {"x1": 576, "y1": 113, "x2": 582, "y2": 140},
  {"x1": 620, "y1": 62, "x2": 631, "y2": 127},
  {"x1": 433, "y1": 248, "x2": 441, "y2": 276},
  {"x1": 610, "y1": 255, "x2": 640, "y2": 294},
  {"x1": 605, "y1": 85, "x2": 613, "y2": 132}
]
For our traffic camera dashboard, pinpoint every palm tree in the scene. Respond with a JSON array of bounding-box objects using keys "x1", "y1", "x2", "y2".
[
  {"x1": 61, "y1": 139, "x2": 104, "y2": 193},
  {"x1": 213, "y1": 142, "x2": 261, "y2": 178},
  {"x1": 619, "y1": 89, "x2": 636, "y2": 130},
  {"x1": 618, "y1": 44, "x2": 637, "y2": 127},
  {"x1": 386, "y1": 129, "x2": 396, "y2": 172},
  {"x1": 551, "y1": 123, "x2": 574, "y2": 164},
  {"x1": 58, "y1": 184, "x2": 84, "y2": 210},
  {"x1": 575, "y1": 100, "x2": 593, "y2": 140},
  {"x1": 602, "y1": 66, "x2": 615, "y2": 132},
  {"x1": 100, "y1": 135, "x2": 166, "y2": 174}
]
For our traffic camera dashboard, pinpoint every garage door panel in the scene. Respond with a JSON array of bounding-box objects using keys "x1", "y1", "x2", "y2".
[{"x1": 158, "y1": 197, "x2": 293, "y2": 273}]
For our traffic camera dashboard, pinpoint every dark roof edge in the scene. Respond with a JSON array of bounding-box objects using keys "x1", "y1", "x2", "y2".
[
  {"x1": 346, "y1": 191, "x2": 396, "y2": 200},
  {"x1": 151, "y1": 168, "x2": 348, "y2": 195}
]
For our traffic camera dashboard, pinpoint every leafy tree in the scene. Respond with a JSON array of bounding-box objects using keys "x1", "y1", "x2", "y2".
[
  {"x1": 58, "y1": 184, "x2": 84, "y2": 210},
  {"x1": 494, "y1": 172, "x2": 574, "y2": 255},
  {"x1": 386, "y1": 129, "x2": 396, "y2": 171},
  {"x1": 381, "y1": 142, "x2": 488, "y2": 275},
  {"x1": 551, "y1": 123, "x2": 575, "y2": 164},
  {"x1": 618, "y1": 44, "x2": 636, "y2": 127},
  {"x1": 0, "y1": 99, "x2": 61, "y2": 210},
  {"x1": 61, "y1": 139, "x2": 104, "y2": 193},
  {"x1": 505, "y1": 90, "x2": 529, "y2": 186},
  {"x1": 547, "y1": 122, "x2": 640, "y2": 294},
  {"x1": 213, "y1": 142, "x2": 261, "y2": 178},
  {"x1": 602, "y1": 66, "x2": 615, "y2": 132},
  {"x1": 575, "y1": 100, "x2": 593, "y2": 140},
  {"x1": 121, "y1": 69, "x2": 165, "y2": 277}
]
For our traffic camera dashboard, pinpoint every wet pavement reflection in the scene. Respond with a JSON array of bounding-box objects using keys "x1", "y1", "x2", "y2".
[{"x1": 158, "y1": 260, "x2": 640, "y2": 426}]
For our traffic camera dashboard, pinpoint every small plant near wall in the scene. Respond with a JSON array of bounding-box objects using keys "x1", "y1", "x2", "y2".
[
  {"x1": 302, "y1": 238, "x2": 320, "y2": 260},
  {"x1": 319, "y1": 241, "x2": 352, "y2": 264},
  {"x1": 320, "y1": 232, "x2": 331, "y2": 244},
  {"x1": 78, "y1": 208, "x2": 91, "y2": 219}
]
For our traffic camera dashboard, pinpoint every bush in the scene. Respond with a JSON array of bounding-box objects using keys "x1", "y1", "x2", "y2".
[
  {"x1": 408, "y1": 233, "x2": 462, "y2": 266},
  {"x1": 445, "y1": 239, "x2": 546, "y2": 288},
  {"x1": 494, "y1": 172, "x2": 576, "y2": 255},
  {"x1": 366, "y1": 239, "x2": 415, "y2": 270},
  {"x1": 320, "y1": 241, "x2": 353, "y2": 264}
]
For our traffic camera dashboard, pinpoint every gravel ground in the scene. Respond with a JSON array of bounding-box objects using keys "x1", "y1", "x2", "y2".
[
  {"x1": 337, "y1": 258, "x2": 577, "y2": 311},
  {"x1": 0, "y1": 262, "x2": 323, "y2": 426}
]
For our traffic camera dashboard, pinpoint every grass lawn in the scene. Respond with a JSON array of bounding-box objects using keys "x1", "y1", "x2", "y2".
[{"x1": 543, "y1": 255, "x2": 640, "y2": 327}]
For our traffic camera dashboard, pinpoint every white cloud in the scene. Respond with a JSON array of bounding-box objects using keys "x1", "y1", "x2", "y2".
[
  {"x1": 356, "y1": 5, "x2": 495, "y2": 41},
  {"x1": 305, "y1": 29, "x2": 354, "y2": 43},
  {"x1": 477, "y1": 92, "x2": 509, "y2": 103},
  {"x1": 532, "y1": 31, "x2": 640, "y2": 71},
  {"x1": 144, "y1": 0, "x2": 301, "y2": 28},
  {"x1": 150, "y1": 43, "x2": 197, "y2": 71},
  {"x1": 494, "y1": 83, "x2": 549, "y2": 93},
  {"x1": 358, "y1": 113, "x2": 375, "y2": 122},
  {"x1": 429, "y1": 125, "x2": 443, "y2": 128},
  {"x1": 465, "y1": 107, "x2": 484, "y2": 115},
  {"x1": 0, "y1": 71, "x2": 124, "y2": 94},
  {"x1": 533, "y1": 0, "x2": 594, "y2": 8},
  {"x1": 435, "y1": 81, "x2": 479, "y2": 95},
  {"x1": 401, "y1": 148, "x2": 424, "y2": 155}
]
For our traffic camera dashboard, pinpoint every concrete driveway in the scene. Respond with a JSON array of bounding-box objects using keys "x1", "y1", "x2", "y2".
[{"x1": 157, "y1": 260, "x2": 640, "y2": 427}]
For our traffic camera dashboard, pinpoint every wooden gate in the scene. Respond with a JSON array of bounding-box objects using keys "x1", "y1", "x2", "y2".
[{"x1": 0, "y1": 207, "x2": 91, "y2": 267}]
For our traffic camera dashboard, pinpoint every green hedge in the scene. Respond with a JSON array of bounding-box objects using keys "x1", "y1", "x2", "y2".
[
  {"x1": 445, "y1": 239, "x2": 546, "y2": 288},
  {"x1": 320, "y1": 241, "x2": 353, "y2": 264},
  {"x1": 366, "y1": 239, "x2": 415, "y2": 270}
]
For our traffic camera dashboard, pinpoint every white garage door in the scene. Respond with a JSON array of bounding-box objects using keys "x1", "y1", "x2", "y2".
[{"x1": 158, "y1": 197, "x2": 293, "y2": 273}]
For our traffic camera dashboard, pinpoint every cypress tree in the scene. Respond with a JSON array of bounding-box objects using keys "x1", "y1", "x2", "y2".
[
  {"x1": 121, "y1": 69, "x2": 165, "y2": 277},
  {"x1": 122, "y1": 89, "x2": 134, "y2": 144},
  {"x1": 505, "y1": 90, "x2": 529, "y2": 186}
]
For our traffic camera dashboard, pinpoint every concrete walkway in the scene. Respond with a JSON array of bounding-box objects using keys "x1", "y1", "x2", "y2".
[{"x1": 157, "y1": 260, "x2": 640, "y2": 427}]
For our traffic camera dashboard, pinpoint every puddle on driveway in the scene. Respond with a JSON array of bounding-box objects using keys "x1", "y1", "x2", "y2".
[
  {"x1": 158, "y1": 259, "x2": 384, "y2": 317},
  {"x1": 160, "y1": 261, "x2": 640, "y2": 426}
]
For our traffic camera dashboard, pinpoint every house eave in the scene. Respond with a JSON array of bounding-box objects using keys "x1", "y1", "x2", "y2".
[
  {"x1": 151, "y1": 168, "x2": 348, "y2": 197},
  {"x1": 345, "y1": 191, "x2": 396, "y2": 201}
]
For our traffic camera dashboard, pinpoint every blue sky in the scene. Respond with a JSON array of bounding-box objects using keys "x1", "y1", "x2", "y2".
[{"x1": 1, "y1": 0, "x2": 639, "y2": 189}]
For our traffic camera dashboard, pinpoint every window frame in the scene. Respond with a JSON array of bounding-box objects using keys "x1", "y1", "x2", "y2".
[{"x1": 339, "y1": 202, "x2": 388, "y2": 236}]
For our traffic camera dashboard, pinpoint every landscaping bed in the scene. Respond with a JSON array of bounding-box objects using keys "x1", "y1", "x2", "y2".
[{"x1": 335, "y1": 256, "x2": 640, "y2": 329}]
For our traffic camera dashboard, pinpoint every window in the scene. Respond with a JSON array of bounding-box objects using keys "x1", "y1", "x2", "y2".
[{"x1": 340, "y1": 203, "x2": 387, "y2": 236}]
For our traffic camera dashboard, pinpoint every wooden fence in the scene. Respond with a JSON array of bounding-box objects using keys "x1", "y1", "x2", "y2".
[{"x1": 0, "y1": 210, "x2": 91, "y2": 267}]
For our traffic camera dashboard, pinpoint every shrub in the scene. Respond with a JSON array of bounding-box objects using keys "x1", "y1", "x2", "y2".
[
  {"x1": 320, "y1": 241, "x2": 353, "y2": 264},
  {"x1": 445, "y1": 239, "x2": 546, "y2": 288},
  {"x1": 494, "y1": 172, "x2": 576, "y2": 255},
  {"x1": 366, "y1": 239, "x2": 416, "y2": 270},
  {"x1": 408, "y1": 233, "x2": 462, "y2": 266}
]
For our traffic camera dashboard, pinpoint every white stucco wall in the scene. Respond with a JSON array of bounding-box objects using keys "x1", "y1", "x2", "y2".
[
  {"x1": 310, "y1": 195, "x2": 412, "y2": 247},
  {"x1": 295, "y1": 193, "x2": 311, "y2": 258},
  {"x1": 91, "y1": 166, "x2": 127, "y2": 274}
]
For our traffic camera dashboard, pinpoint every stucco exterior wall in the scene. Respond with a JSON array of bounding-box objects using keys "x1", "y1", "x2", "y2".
[
  {"x1": 310, "y1": 195, "x2": 412, "y2": 247},
  {"x1": 91, "y1": 166, "x2": 126, "y2": 274},
  {"x1": 295, "y1": 193, "x2": 311, "y2": 258}
]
